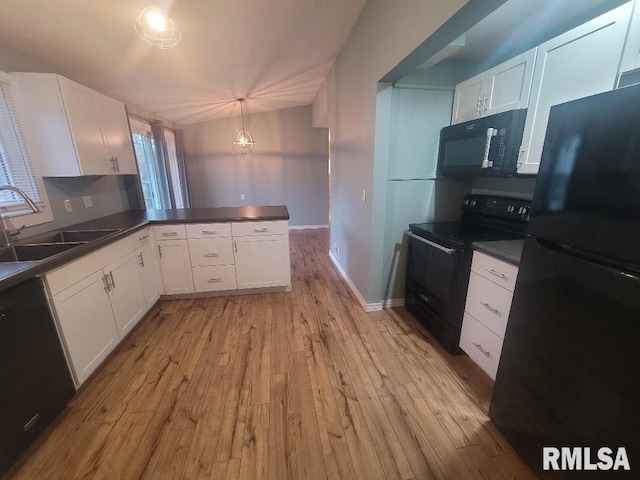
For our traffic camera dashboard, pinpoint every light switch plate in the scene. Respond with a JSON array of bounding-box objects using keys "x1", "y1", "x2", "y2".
[
  {"x1": 83, "y1": 195, "x2": 93, "y2": 208},
  {"x1": 63, "y1": 199, "x2": 73, "y2": 213}
]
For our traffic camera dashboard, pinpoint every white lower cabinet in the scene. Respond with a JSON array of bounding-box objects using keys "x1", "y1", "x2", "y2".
[
  {"x1": 460, "y1": 251, "x2": 518, "y2": 380},
  {"x1": 157, "y1": 239, "x2": 194, "y2": 295},
  {"x1": 105, "y1": 252, "x2": 145, "y2": 337},
  {"x1": 154, "y1": 220, "x2": 291, "y2": 294},
  {"x1": 137, "y1": 244, "x2": 159, "y2": 309},
  {"x1": 46, "y1": 233, "x2": 155, "y2": 387},
  {"x1": 50, "y1": 271, "x2": 119, "y2": 386},
  {"x1": 234, "y1": 235, "x2": 290, "y2": 289}
]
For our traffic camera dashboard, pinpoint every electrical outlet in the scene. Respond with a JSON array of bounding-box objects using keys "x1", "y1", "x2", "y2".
[
  {"x1": 63, "y1": 199, "x2": 73, "y2": 213},
  {"x1": 240, "y1": 193, "x2": 246, "y2": 200},
  {"x1": 334, "y1": 244, "x2": 339, "y2": 259},
  {"x1": 83, "y1": 195, "x2": 93, "y2": 208}
]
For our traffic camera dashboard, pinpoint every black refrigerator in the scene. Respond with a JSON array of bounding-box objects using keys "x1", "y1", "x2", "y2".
[{"x1": 490, "y1": 84, "x2": 640, "y2": 479}]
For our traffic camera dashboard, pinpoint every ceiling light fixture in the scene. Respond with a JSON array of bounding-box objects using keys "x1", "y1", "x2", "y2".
[
  {"x1": 135, "y1": 7, "x2": 181, "y2": 49},
  {"x1": 233, "y1": 98, "x2": 256, "y2": 154}
]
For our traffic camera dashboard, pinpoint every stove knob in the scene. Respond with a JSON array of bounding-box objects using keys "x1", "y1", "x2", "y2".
[
  {"x1": 471, "y1": 200, "x2": 477, "y2": 207},
  {"x1": 507, "y1": 205, "x2": 514, "y2": 213}
]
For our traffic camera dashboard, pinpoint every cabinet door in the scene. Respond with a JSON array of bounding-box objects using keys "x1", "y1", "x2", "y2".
[
  {"x1": 51, "y1": 271, "x2": 118, "y2": 386},
  {"x1": 95, "y1": 95, "x2": 138, "y2": 174},
  {"x1": 105, "y1": 252, "x2": 145, "y2": 337},
  {"x1": 451, "y1": 73, "x2": 485, "y2": 124},
  {"x1": 157, "y1": 240, "x2": 195, "y2": 294},
  {"x1": 234, "y1": 235, "x2": 290, "y2": 289},
  {"x1": 484, "y1": 48, "x2": 537, "y2": 117},
  {"x1": 619, "y1": 0, "x2": 640, "y2": 74},
  {"x1": 137, "y1": 245, "x2": 160, "y2": 310},
  {"x1": 517, "y1": 3, "x2": 632, "y2": 174},
  {"x1": 59, "y1": 79, "x2": 107, "y2": 175}
]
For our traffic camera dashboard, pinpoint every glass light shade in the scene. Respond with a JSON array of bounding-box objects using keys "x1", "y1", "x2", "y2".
[{"x1": 135, "y1": 7, "x2": 181, "y2": 49}]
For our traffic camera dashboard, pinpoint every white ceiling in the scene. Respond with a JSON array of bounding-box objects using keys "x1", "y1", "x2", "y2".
[{"x1": 0, "y1": 0, "x2": 368, "y2": 125}]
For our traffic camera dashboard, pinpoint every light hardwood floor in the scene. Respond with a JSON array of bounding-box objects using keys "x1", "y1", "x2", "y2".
[{"x1": 9, "y1": 229, "x2": 536, "y2": 480}]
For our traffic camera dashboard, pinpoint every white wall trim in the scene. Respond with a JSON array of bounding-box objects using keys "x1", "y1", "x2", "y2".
[
  {"x1": 382, "y1": 298, "x2": 405, "y2": 308},
  {"x1": 328, "y1": 250, "x2": 382, "y2": 312},
  {"x1": 289, "y1": 224, "x2": 329, "y2": 230}
]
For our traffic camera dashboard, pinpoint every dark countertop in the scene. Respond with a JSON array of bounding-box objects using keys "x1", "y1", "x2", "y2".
[
  {"x1": 472, "y1": 239, "x2": 525, "y2": 266},
  {"x1": 0, "y1": 206, "x2": 289, "y2": 291}
]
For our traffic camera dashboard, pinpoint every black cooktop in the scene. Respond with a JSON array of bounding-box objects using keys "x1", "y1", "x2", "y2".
[
  {"x1": 409, "y1": 221, "x2": 523, "y2": 249},
  {"x1": 409, "y1": 194, "x2": 531, "y2": 249}
]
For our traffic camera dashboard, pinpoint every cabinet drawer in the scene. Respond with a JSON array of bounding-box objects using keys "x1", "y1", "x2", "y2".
[
  {"x1": 231, "y1": 220, "x2": 288, "y2": 237},
  {"x1": 465, "y1": 272, "x2": 513, "y2": 338},
  {"x1": 471, "y1": 251, "x2": 518, "y2": 291},
  {"x1": 132, "y1": 227, "x2": 152, "y2": 249},
  {"x1": 192, "y1": 265, "x2": 237, "y2": 292},
  {"x1": 186, "y1": 223, "x2": 231, "y2": 238},
  {"x1": 188, "y1": 238, "x2": 235, "y2": 267},
  {"x1": 154, "y1": 224, "x2": 186, "y2": 240},
  {"x1": 459, "y1": 313, "x2": 504, "y2": 380}
]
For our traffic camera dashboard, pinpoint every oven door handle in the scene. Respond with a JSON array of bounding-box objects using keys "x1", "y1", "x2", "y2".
[{"x1": 406, "y1": 231, "x2": 459, "y2": 255}]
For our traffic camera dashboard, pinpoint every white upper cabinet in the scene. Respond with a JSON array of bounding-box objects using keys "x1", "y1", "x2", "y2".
[
  {"x1": 11, "y1": 73, "x2": 136, "y2": 176},
  {"x1": 451, "y1": 48, "x2": 537, "y2": 124},
  {"x1": 619, "y1": 0, "x2": 640, "y2": 74},
  {"x1": 517, "y1": 3, "x2": 633, "y2": 174}
]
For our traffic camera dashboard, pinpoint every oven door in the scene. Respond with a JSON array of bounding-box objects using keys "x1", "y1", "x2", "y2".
[{"x1": 405, "y1": 231, "x2": 465, "y2": 325}]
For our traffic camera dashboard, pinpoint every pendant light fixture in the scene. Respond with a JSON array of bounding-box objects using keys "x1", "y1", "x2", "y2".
[
  {"x1": 135, "y1": 6, "x2": 181, "y2": 49},
  {"x1": 233, "y1": 98, "x2": 256, "y2": 154}
]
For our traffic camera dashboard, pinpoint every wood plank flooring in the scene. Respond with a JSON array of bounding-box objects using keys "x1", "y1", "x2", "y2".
[{"x1": 8, "y1": 229, "x2": 537, "y2": 480}]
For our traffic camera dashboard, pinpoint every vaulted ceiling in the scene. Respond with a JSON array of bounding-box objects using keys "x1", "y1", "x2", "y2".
[{"x1": 0, "y1": 0, "x2": 368, "y2": 125}]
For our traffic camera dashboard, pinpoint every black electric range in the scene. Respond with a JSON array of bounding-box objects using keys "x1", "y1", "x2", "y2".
[{"x1": 405, "y1": 194, "x2": 531, "y2": 354}]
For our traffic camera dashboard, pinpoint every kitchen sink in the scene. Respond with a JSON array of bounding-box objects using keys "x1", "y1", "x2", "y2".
[
  {"x1": 0, "y1": 242, "x2": 86, "y2": 262},
  {"x1": 24, "y1": 229, "x2": 119, "y2": 244}
]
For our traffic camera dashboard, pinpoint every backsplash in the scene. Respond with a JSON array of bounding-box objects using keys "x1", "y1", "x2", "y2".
[{"x1": 12, "y1": 176, "x2": 131, "y2": 239}]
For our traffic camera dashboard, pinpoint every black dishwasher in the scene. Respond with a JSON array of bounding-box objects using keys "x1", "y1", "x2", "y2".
[{"x1": 0, "y1": 277, "x2": 75, "y2": 476}]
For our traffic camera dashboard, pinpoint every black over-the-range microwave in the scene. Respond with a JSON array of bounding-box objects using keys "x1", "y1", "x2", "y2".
[{"x1": 437, "y1": 109, "x2": 527, "y2": 176}]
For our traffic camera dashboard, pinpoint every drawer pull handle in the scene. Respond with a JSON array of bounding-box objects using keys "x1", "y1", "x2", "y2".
[
  {"x1": 473, "y1": 342, "x2": 492, "y2": 359},
  {"x1": 139, "y1": 234, "x2": 149, "y2": 241},
  {"x1": 208, "y1": 278, "x2": 222, "y2": 283},
  {"x1": 254, "y1": 228, "x2": 268, "y2": 232},
  {"x1": 162, "y1": 232, "x2": 178, "y2": 237},
  {"x1": 485, "y1": 268, "x2": 506, "y2": 279},
  {"x1": 480, "y1": 302, "x2": 501, "y2": 316},
  {"x1": 201, "y1": 230, "x2": 217, "y2": 235},
  {"x1": 204, "y1": 252, "x2": 219, "y2": 258},
  {"x1": 24, "y1": 413, "x2": 40, "y2": 431}
]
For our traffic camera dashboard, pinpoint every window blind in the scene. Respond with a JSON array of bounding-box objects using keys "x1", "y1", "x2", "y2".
[{"x1": 0, "y1": 73, "x2": 47, "y2": 217}]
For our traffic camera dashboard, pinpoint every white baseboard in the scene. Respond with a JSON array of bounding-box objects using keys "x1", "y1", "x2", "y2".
[
  {"x1": 328, "y1": 251, "x2": 382, "y2": 312},
  {"x1": 289, "y1": 224, "x2": 329, "y2": 230},
  {"x1": 382, "y1": 298, "x2": 405, "y2": 308}
]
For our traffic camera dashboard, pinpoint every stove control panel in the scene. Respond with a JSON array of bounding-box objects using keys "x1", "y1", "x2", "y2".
[{"x1": 462, "y1": 194, "x2": 531, "y2": 221}]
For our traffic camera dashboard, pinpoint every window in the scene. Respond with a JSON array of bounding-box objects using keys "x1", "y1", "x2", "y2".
[
  {"x1": 129, "y1": 118, "x2": 171, "y2": 209},
  {"x1": 0, "y1": 72, "x2": 52, "y2": 227},
  {"x1": 129, "y1": 116, "x2": 189, "y2": 210}
]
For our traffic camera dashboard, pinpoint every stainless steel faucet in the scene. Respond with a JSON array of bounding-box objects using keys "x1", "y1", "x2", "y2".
[{"x1": 0, "y1": 185, "x2": 40, "y2": 246}]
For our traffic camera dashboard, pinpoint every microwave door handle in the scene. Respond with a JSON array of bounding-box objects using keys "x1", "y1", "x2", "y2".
[
  {"x1": 482, "y1": 128, "x2": 498, "y2": 168},
  {"x1": 406, "y1": 231, "x2": 458, "y2": 255}
]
